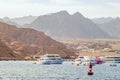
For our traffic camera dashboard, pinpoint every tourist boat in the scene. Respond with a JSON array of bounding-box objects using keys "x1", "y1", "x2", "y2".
[
  {"x1": 36, "y1": 54, "x2": 64, "y2": 64},
  {"x1": 81, "y1": 56, "x2": 96, "y2": 66},
  {"x1": 73, "y1": 56, "x2": 96, "y2": 66},
  {"x1": 105, "y1": 56, "x2": 120, "y2": 63}
]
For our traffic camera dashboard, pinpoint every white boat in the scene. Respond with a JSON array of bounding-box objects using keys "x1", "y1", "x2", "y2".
[
  {"x1": 105, "y1": 56, "x2": 120, "y2": 63},
  {"x1": 35, "y1": 54, "x2": 63, "y2": 64},
  {"x1": 81, "y1": 56, "x2": 96, "y2": 66},
  {"x1": 73, "y1": 56, "x2": 96, "y2": 66},
  {"x1": 73, "y1": 56, "x2": 83, "y2": 66}
]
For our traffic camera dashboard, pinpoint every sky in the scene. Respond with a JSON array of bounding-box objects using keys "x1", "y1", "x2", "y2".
[{"x1": 0, "y1": 0, "x2": 120, "y2": 18}]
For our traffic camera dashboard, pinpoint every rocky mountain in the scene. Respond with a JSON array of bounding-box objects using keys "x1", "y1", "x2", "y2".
[
  {"x1": 26, "y1": 11, "x2": 110, "y2": 39},
  {"x1": 0, "y1": 40, "x2": 21, "y2": 60},
  {"x1": 93, "y1": 17, "x2": 120, "y2": 38},
  {"x1": 0, "y1": 22, "x2": 75, "y2": 59},
  {"x1": 0, "y1": 22, "x2": 60, "y2": 46}
]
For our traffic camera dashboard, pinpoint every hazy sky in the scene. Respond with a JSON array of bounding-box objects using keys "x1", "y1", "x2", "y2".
[{"x1": 0, "y1": 0, "x2": 120, "y2": 18}]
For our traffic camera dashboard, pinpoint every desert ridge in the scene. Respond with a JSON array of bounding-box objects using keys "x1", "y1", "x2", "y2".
[{"x1": 0, "y1": 22, "x2": 75, "y2": 60}]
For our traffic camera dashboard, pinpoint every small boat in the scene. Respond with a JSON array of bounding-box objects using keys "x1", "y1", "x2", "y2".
[
  {"x1": 35, "y1": 54, "x2": 63, "y2": 64},
  {"x1": 73, "y1": 56, "x2": 83, "y2": 66},
  {"x1": 81, "y1": 56, "x2": 96, "y2": 66},
  {"x1": 74, "y1": 56, "x2": 96, "y2": 66},
  {"x1": 95, "y1": 57, "x2": 102, "y2": 64},
  {"x1": 105, "y1": 56, "x2": 120, "y2": 63}
]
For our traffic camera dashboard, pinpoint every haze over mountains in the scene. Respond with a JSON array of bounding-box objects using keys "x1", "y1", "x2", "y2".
[
  {"x1": 12, "y1": 15, "x2": 37, "y2": 26},
  {"x1": 0, "y1": 15, "x2": 37, "y2": 27},
  {"x1": 92, "y1": 17, "x2": 113, "y2": 24},
  {"x1": 0, "y1": 11, "x2": 120, "y2": 39},
  {"x1": 26, "y1": 11, "x2": 110, "y2": 39},
  {"x1": 92, "y1": 17, "x2": 120, "y2": 38}
]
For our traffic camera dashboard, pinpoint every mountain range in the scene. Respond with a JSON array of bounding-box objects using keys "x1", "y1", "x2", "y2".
[
  {"x1": 0, "y1": 11, "x2": 120, "y2": 59},
  {"x1": 26, "y1": 11, "x2": 110, "y2": 39},
  {"x1": 0, "y1": 11, "x2": 120, "y2": 39}
]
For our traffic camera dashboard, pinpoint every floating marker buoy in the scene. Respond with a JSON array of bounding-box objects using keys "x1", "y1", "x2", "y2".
[{"x1": 88, "y1": 63, "x2": 94, "y2": 75}]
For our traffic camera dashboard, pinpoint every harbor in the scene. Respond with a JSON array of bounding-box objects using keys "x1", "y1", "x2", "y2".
[{"x1": 0, "y1": 0, "x2": 120, "y2": 79}]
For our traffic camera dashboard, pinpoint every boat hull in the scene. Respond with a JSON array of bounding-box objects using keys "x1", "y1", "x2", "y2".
[
  {"x1": 38, "y1": 59, "x2": 63, "y2": 64},
  {"x1": 51, "y1": 60, "x2": 63, "y2": 64}
]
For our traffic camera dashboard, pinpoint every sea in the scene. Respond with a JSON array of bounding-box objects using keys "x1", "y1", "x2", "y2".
[{"x1": 0, "y1": 61, "x2": 120, "y2": 80}]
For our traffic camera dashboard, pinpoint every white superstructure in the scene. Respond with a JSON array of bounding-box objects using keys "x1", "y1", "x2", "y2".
[{"x1": 36, "y1": 54, "x2": 63, "y2": 64}]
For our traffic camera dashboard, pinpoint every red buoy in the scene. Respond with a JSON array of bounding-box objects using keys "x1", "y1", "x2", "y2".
[
  {"x1": 88, "y1": 70, "x2": 93, "y2": 75},
  {"x1": 88, "y1": 63, "x2": 94, "y2": 75}
]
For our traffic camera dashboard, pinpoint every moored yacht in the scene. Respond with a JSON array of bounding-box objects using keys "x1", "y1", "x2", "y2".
[
  {"x1": 81, "y1": 56, "x2": 96, "y2": 66},
  {"x1": 105, "y1": 56, "x2": 120, "y2": 63},
  {"x1": 36, "y1": 54, "x2": 63, "y2": 64},
  {"x1": 73, "y1": 56, "x2": 83, "y2": 65},
  {"x1": 73, "y1": 56, "x2": 96, "y2": 66}
]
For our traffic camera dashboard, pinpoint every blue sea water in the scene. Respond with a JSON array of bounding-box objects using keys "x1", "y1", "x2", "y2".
[{"x1": 0, "y1": 61, "x2": 120, "y2": 80}]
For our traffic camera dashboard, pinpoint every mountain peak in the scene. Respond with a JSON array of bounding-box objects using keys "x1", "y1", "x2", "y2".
[
  {"x1": 52, "y1": 10, "x2": 70, "y2": 16},
  {"x1": 73, "y1": 12, "x2": 84, "y2": 18}
]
